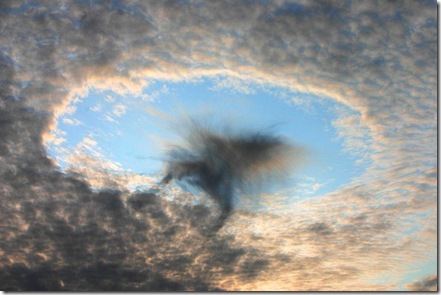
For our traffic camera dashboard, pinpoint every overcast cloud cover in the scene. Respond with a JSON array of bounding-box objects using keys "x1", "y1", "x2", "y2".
[{"x1": 0, "y1": 0, "x2": 437, "y2": 291}]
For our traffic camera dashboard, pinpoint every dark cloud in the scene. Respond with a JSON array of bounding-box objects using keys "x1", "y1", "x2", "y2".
[
  {"x1": 0, "y1": 0, "x2": 436, "y2": 291},
  {"x1": 161, "y1": 123, "x2": 300, "y2": 230},
  {"x1": 405, "y1": 274, "x2": 437, "y2": 291},
  {"x1": 0, "y1": 161, "x2": 267, "y2": 290},
  {"x1": 127, "y1": 191, "x2": 160, "y2": 211},
  {"x1": 0, "y1": 65, "x2": 268, "y2": 290},
  {"x1": 307, "y1": 222, "x2": 334, "y2": 236}
]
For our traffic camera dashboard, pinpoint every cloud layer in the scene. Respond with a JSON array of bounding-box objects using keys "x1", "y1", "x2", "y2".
[{"x1": 0, "y1": 0, "x2": 437, "y2": 291}]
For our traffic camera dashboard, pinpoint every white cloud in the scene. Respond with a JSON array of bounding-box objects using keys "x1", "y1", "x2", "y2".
[
  {"x1": 290, "y1": 95, "x2": 311, "y2": 109},
  {"x1": 141, "y1": 83, "x2": 170, "y2": 101},
  {"x1": 112, "y1": 104, "x2": 126, "y2": 117},
  {"x1": 211, "y1": 76, "x2": 257, "y2": 95},
  {"x1": 104, "y1": 114, "x2": 118, "y2": 123},
  {"x1": 289, "y1": 177, "x2": 327, "y2": 197},
  {"x1": 62, "y1": 117, "x2": 82, "y2": 126},
  {"x1": 64, "y1": 136, "x2": 156, "y2": 191},
  {"x1": 105, "y1": 94, "x2": 116, "y2": 103},
  {"x1": 90, "y1": 103, "x2": 103, "y2": 112}
]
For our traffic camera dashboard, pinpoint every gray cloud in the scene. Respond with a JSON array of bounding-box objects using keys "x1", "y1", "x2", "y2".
[
  {"x1": 0, "y1": 54, "x2": 268, "y2": 291},
  {"x1": 405, "y1": 274, "x2": 437, "y2": 291},
  {"x1": 0, "y1": 145, "x2": 265, "y2": 291},
  {"x1": 161, "y1": 123, "x2": 301, "y2": 231},
  {"x1": 0, "y1": 0, "x2": 436, "y2": 291}
]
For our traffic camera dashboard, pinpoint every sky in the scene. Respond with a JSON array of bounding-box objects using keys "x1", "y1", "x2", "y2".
[{"x1": 0, "y1": 0, "x2": 437, "y2": 291}]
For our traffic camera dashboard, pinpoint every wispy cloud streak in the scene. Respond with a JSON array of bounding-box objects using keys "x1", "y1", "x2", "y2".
[{"x1": 161, "y1": 122, "x2": 303, "y2": 230}]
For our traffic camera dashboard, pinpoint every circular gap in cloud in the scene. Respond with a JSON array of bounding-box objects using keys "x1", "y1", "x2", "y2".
[{"x1": 45, "y1": 76, "x2": 372, "y2": 199}]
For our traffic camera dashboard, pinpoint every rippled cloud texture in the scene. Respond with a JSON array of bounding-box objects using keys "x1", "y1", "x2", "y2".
[{"x1": 0, "y1": 0, "x2": 437, "y2": 291}]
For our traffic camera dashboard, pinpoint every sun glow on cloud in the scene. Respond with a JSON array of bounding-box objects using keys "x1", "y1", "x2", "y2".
[{"x1": 0, "y1": 0, "x2": 436, "y2": 291}]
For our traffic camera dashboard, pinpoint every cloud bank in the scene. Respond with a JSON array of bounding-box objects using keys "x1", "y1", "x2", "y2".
[{"x1": 0, "y1": 0, "x2": 436, "y2": 291}]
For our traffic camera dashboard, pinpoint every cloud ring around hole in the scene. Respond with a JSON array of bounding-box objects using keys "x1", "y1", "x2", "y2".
[{"x1": 0, "y1": 1, "x2": 436, "y2": 291}]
